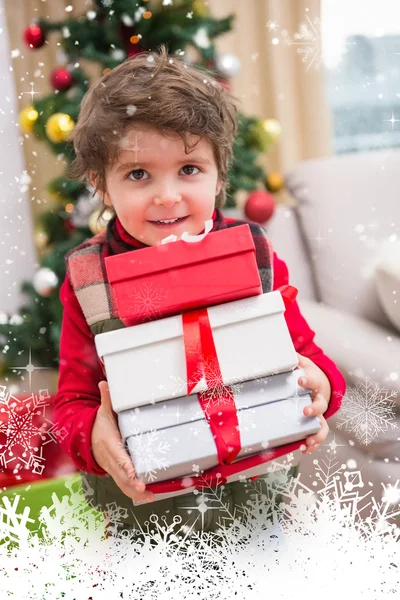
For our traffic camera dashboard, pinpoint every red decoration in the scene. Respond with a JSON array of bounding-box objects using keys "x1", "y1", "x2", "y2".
[
  {"x1": 64, "y1": 219, "x2": 76, "y2": 235},
  {"x1": 0, "y1": 393, "x2": 76, "y2": 490},
  {"x1": 244, "y1": 190, "x2": 276, "y2": 224},
  {"x1": 105, "y1": 224, "x2": 262, "y2": 327},
  {"x1": 119, "y1": 23, "x2": 143, "y2": 58},
  {"x1": 50, "y1": 67, "x2": 74, "y2": 92},
  {"x1": 23, "y1": 23, "x2": 45, "y2": 49}
]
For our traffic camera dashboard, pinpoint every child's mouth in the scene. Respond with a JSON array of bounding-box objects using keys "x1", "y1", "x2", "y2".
[{"x1": 148, "y1": 216, "x2": 189, "y2": 228}]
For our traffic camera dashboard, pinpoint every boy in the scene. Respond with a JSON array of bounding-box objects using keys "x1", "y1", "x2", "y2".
[{"x1": 54, "y1": 46, "x2": 346, "y2": 535}]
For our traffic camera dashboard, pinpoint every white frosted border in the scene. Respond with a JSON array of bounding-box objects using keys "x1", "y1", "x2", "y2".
[{"x1": 1, "y1": 456, "x2": 399, "y2": 599}]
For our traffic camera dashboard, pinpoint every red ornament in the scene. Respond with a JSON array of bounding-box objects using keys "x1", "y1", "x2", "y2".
[
  {"x1": 23, "y1": 24, "x2": 45, "y2": 49},
  {"x1": 244, "y1": 190, "x2": 276, "y2": 224},
  {"x1": 50, "y1": 67, "x2": 74, "y2": 92},
  {"x1": 64, "y1": 219, "x2": 76, "y2": 235},
  {"x1": 128, "y1": 44, "x2": 142, "y2": 58},
  {"x1": 215, "y1": 76, "x2": 232, "y2": 91},
  {"x1": 119, "y1": 23, "x2": 143, "y2": 58}
]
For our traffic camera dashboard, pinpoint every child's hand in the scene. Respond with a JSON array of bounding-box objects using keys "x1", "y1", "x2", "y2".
[
  {"x1": 296, "y1": 353, "x2": 331, "y2": 455},
  {"x1": 91, "y1": 381, "x2": 155, "y2": 503}
]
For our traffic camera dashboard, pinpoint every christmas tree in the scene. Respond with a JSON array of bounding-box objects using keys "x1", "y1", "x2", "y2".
[{"x1": 1, "y1": 0, "x2": 283, "y2": 375}]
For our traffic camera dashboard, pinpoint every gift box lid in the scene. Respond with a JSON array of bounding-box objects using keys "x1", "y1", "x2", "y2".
[
  {"x1": 105, "y1": 224, "x2": 255, "y2": 283},
  {"x1": 95, "y1": 291, "x2": 285, "y2": 358},
  {"x1": 118, "y1": 368, "x2": 310, "y2": 438}
]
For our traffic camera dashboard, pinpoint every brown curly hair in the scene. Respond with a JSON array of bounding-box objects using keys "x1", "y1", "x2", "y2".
[{"x1": 68, "y1": 45, "x2": 238, "y2": 214}]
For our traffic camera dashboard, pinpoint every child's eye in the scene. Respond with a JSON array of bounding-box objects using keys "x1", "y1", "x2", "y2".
[
  {"x1": 127, "y1": 169, "x2": 149, "y2": 181},
  {"x1": 180, "y1": 165, "x2": 201, "y2": 176}
]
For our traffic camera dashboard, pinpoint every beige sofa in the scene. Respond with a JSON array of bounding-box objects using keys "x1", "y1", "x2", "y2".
[
  {"x1": 268, "y1": 150, "x2": 400, "y2": 518},
  {"x1": 227, "y1": 150, "x2": 400, "y2": 519}
]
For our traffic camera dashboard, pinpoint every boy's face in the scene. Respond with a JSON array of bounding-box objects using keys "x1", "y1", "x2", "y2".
[{"x1": 99, "y1": 125, "x2": 222, "y2": 246}]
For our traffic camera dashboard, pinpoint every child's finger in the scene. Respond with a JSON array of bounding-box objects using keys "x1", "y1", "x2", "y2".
[
  {"x1": 98, "y1": 381, "x2": 112, "y2": 410},
  {"x1": 112, "y1": 443, "x2": 146, "y2": 492},
  {"x1": 303, "y1": 392, "x2": 328, "y2": 417},
  {"x1": 112, "y1": 468, "x2": 155, "y2": 503},
  {"x1": 303, "y1": 416, "x2": 329, "y2": 452},
  {"x1": 296, "y1": 353, "x2": 312, "y2": 368},
  {"x1": 298, "y1": 373, "x2": 321, "y2": 395}
]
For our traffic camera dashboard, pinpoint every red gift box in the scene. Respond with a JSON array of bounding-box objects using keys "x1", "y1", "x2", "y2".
[{"x1": 105, "y1": 224, "x2": 262, "y2": 326}]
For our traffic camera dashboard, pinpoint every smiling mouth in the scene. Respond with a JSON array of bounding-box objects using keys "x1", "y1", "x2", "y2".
[{"x1": 148, "y1": 216, "x2": 189, "y2": 227}]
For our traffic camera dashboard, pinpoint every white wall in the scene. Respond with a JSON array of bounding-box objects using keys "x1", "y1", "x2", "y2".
[{"x1": 0, "y1": 0, "x2": 37, "y2": 315}]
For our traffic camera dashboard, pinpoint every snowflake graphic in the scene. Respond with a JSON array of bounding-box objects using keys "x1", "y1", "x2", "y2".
[
  {"x1": 197, "y1": 357, "x2": 245, "y2": 414},
  {"x1": 336, "y1": 376, "x2": 398, "y2": 445},
  {"x1": 38, "y1": 476, "x2": 107, "y2": 548},
  {"x1": 104, "y1": 501, "x2": 129, "y2": 535},
  {"x1": 0, "y1": 387, "x2": 65, "y2": 475},
  {"x1": 0, "y1": 495, "x2": 34, "y2": 546},
  {"x1": 105, "y1": 502, "x2": 129, "y2": 525},
  {"x1": 280, "y1": 13, "x2": 322, "y2": 71},
  {"x1": 124, "y1": 281, "x2": 168, "y2": 322},
  {"x1": 168, "y1": 352, "x2": 244, "y2": 414},
  {"x1": 127, "y1": 428, "x2": 171, "y2": 483}
]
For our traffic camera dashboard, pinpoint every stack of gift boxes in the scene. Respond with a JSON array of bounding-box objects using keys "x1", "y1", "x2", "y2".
[{"x1": 95, "y1": 222, "x2": 319, "y2": 503}]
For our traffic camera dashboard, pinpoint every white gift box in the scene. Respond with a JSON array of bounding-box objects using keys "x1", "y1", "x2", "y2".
[
  {"x1": 95, "y1": 291, "x2": 299, "y2": 412},
  {"x1": 118, "y1": 368, "x2": 319, "y2": 495}
]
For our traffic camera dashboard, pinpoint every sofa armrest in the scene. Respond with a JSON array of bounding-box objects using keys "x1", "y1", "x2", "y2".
[
  {"x1": 298, "y1": 300, "x2": 400, "y2": 459},
  {"x1": 298, "y1": 299, "x2": 400, "y2": 392}
]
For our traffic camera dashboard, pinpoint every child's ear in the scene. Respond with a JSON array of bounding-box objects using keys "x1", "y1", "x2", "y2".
[
  {"x1": 89, "y1": 172, "x2": 112, "y2": 207},
  {"x1": 216, "y1": 179, "x2": 223, "y2": 196}
]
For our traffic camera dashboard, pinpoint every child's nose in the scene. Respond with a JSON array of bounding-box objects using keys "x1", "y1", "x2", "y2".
[{"x1": 153, "y1": 193, "x2": 182, "y2": 208}]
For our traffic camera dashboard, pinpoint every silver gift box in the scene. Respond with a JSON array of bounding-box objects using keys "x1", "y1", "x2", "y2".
[{"x1": 118, "y1": 368, "x2": 320, "y2": 484}]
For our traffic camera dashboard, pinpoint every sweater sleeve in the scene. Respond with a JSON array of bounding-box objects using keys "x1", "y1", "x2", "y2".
[
  {"x1": 52, "y1": 273, "x2": 107, "y2": 476},
  {"x1": 272, "y1": 252, "x2": 346, "y2": 419}
]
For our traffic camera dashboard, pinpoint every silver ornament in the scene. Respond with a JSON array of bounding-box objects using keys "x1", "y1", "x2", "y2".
[
  {"x1": 215, "y1": 54, "x2": 241, "y2": 78},
  {"x1": 111, "y1": 48, "x2": 126, "y2": 61},
  {"x1": 33, "y1": 268, "x2": 59, "y2": 297},
  {"x1": 71, "y1": 193, "x2": 102, "y2": 228},
  {"x1": 121, "y1": 13, "x2": 134, "y2": 27}
]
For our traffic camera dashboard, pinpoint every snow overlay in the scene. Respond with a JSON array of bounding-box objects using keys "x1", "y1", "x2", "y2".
[{"x1": 0, "y1": 446, "x2": 399, "y2": 599}]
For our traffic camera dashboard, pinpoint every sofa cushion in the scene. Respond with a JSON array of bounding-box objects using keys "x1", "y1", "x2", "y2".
[
  {"x1": 224, "y1": 205, "x2": 317, "y2": 301},
  {"x1": 266, "y1": 204, "x2": 317, "y2": 301},
  {"x1": 285, "y1": 151, "x2": 400, "y2": 329},
  {"x1": 298, "y1": 298, "x2": 400, "y2": 412},
  {"x1": 374, "y1": 239, "x2": 400, "y2": 333}
]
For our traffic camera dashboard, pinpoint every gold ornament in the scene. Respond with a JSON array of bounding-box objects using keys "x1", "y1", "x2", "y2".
[
  {"x1": 193, "y1": 0, "x2": 210, "y2": 17},
  {"x1": 47, "y1": 189, "x2": 69, "y2": 204},
  {"x1": 19, "y1": 105, "x2": 38, "y2": 134},
  {"x1": 249, "y1": 118, "x2": 282, "y2": 152},
  {"x1": 266, "y1": 172, "x2": 285, "y2": 193},
  {"x1": 45, "y1": 113, "x2": 75, "y2": 143},
  {"x1": 88, "y1": 207, "x2": 114, "y2": 234},
  {"x1": 143, "y1": 11, "x2": 152, "y2": 19},
  {"x1": 34, "y1": 227, "x2": 49, "y2": 250}
]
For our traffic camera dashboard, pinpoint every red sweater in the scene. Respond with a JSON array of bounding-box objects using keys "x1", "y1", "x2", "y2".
[{"x1": 53, "y1": 224, "x2": 346, "y2": 477}]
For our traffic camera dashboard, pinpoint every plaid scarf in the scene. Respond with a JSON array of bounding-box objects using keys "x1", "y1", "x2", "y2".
[{"x1": 66, "y1": 209, "x2": 274, "y2": 328}]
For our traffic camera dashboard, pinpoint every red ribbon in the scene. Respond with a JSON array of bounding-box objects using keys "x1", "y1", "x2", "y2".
[{"x1": 182, "y1": 309, "x2": 241, "y2": 466}]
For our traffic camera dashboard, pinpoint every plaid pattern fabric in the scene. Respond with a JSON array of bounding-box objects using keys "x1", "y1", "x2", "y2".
[{"x1": 66, "y1": 209, "x2": 274, "y2": 327}]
